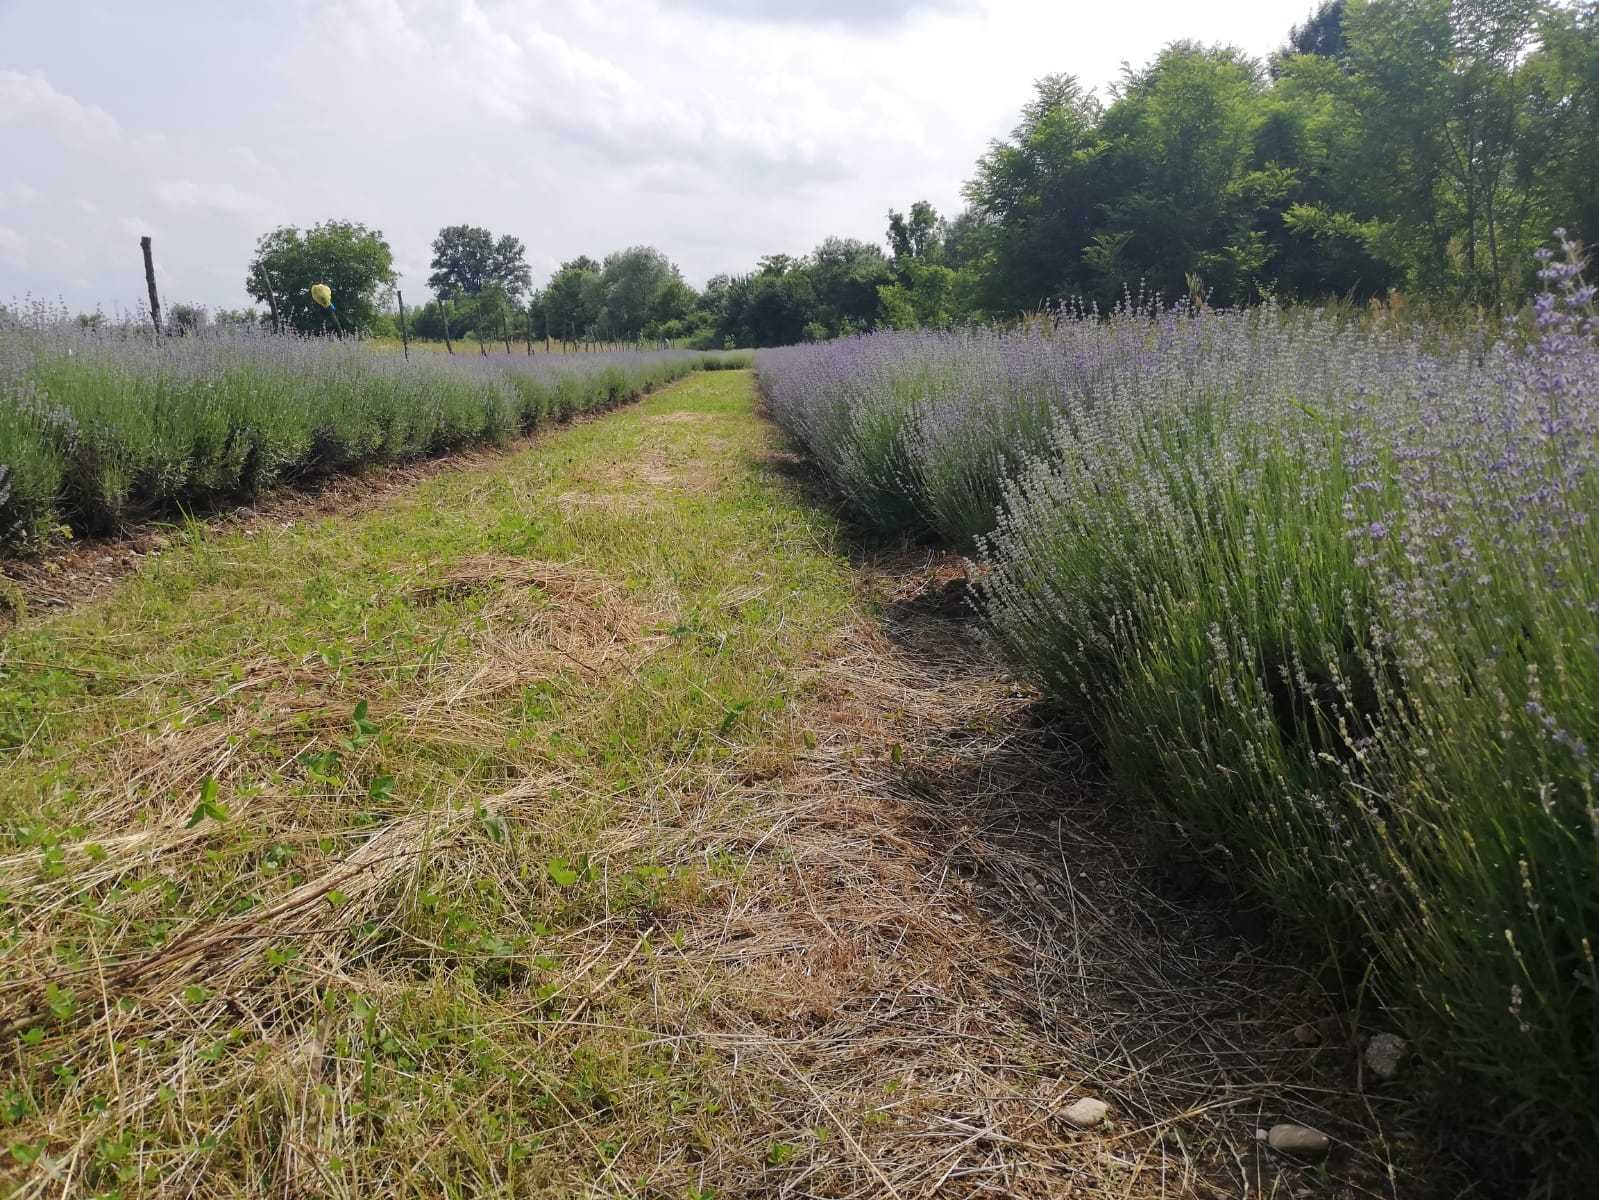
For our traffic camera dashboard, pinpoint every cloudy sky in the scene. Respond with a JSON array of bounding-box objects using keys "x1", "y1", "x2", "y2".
[{"x1": 0, "y1": 0, "x2": 1303, "y2": 313}]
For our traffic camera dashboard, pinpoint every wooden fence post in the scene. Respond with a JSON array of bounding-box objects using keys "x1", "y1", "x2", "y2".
[
  {"x1": 397, "y1": 290, "x2": 410, "y2": 360},
  {"x1": 140, "y1": 236, "x2": 163, "y2": 335},
  {"x1": 258, "y1": 267, "x2": 281, "y2": 334}
]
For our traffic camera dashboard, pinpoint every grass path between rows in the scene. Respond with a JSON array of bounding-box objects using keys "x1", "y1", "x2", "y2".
[{"x1": 1, "y1": 371, "x2": 1421, "y2": 1198}]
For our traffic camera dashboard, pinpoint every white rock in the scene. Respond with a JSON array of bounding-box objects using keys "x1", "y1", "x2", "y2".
[
  {"x1": 1063, "y1": 1097, "x2": 1110, "y2": 1129},
  {"x1": 1365, "y1": 1032, "x2": 1407, "y2": 1080},
  {"x1": 1267, "y1": 1123, "x2": 1330, "y2": 1157}
]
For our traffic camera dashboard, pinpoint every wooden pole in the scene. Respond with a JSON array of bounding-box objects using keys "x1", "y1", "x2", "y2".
[
  {"x1": 502, "y1": 310, "x2": 512, "y2": 355},
  {"x1": 397, "y1": 290, "x2": 410, "y2": 360},
  {"x1": 140, "y1": 236, "x2": 163, "y2": 335},
  {"x1": 442, "y1": 298, "x2": 455, "y2": 354},
  {"x1": 526, "y1": 306, "x2": 534, "y2": 355},
  {"x1": 257, "y1": 265, "x2": 281, "y2": 334}
]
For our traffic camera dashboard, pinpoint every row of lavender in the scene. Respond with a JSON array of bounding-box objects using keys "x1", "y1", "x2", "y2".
[
  {"x1": 759, "y1": 237, "x2": 1598, "y2": 1180},
  {"x1": 0, "y1": 310, "x2": 748, "y2": 550}
]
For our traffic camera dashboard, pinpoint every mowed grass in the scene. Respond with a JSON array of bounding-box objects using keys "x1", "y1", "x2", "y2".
[{"x1": 0, "y1": 370, "x2": 866, "y2": 1196}]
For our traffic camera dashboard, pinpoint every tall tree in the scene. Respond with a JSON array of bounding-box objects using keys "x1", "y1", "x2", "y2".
[
  {"x1": 592, "y1": 246, "x2": 692, "y2": 340},
  {"x1": 715, "y1": 270, "x2": 815, "y2": 348},
  {"x1": 1344, "y1": 0, "x2": 1551, "y2": 304},
  {"x1": 807, "y1": 237, "x2": 893, "y2": 336},
  {"x1": 964, "y1": 74, "x2": 1108, "y2": 312},
  {"x1": 1288, "y1": 0, "x2": 1350, "y2": 59},
  {"x1": 887, "y1": 201, "x2": 945, "y2": 264},
  {"x1": 1526, "y1": 1, "x2": 1598, "y2": 252},
  {"x1": 882, "y1": 202, "x2": 964, "y2": 328},
  {"x1": 1096, "y1": 44, "x2": 1282, "y2": 305},
  {"x1": 542, "y1": 256, "x2": 602, "y2": 341},
  {"x1": 427, "y1": 225, "x2": 533, "y2": 301},
  {"x1": 1263, "y1": 51, "x2": 1401, "y2": 299},
  {"x1": 245, "y1": 220, "x2": 396, "y2": 334}
]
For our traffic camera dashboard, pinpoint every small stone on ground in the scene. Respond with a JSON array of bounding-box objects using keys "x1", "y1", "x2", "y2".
[
  {"x1": 1365, "y1": 1032, "x2": 1408, "y2": 1080},
  {"x1": 1267, "y1": 1123, "x2": 1331, "y2": 1157},
  {"x1": 1063, "y1": 1097, "x2": 1110, "y2": 1129}
]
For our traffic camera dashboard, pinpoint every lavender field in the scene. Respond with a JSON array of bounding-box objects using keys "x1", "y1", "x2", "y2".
[
  {"x1": 0, "y1": 310, "x2": 747, "y2": 551},
  {"x1": 759, "y1": 235, "x2": 1599, "y2": 1180}
]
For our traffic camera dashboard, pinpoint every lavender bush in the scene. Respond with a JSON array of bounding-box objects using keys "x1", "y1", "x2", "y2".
[
  {"x1": 0, "y1": 307, "x2": 748, "y2": 548},
  {"x1": 758, "y1": 238, "x2": 1599, "y2": 1182}
]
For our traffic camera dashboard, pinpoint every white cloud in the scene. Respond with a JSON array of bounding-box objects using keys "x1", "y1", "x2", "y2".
[
  {"x1": 0, "y1": 182, "x2": 41, "y2": 207},
  {"x1": 661, "y1": 0, "x2": 978, "y2": 27},
  {"x1": 157, "y1": 178, "x2": 271, "y2": 218},
  {"x1": 0, "y1": 69, "x2": 119, "y2": 142},
  {"x1": 0, "y1": 225, "x2": 26, "y2": 266}
]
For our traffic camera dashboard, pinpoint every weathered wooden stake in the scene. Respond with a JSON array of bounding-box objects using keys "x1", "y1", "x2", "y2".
[
  {"x1": 140, "y1": 235, "x2": 163, "y2": 335},
  {"x1": 397, "y1": 290, "x2": 410, "y2": 360},
  {"x1": 258, "y1": 266, "x2": 281, "y2": 334},
  {"x1": 442, "y1": 299, "x2": 455, "y2": 354}
]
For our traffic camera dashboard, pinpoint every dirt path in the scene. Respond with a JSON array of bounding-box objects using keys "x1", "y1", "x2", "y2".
[{"x1": 0, "y1": 371, "x2": 1424, "y2": 1197}]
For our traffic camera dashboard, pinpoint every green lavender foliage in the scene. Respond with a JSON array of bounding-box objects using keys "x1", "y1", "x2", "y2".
[
  {"x1": 757, "y1": 240, "x2": 1599, "y2": 1189},
  {"x1": 0, "y1": 310, "x2": 747, "y2": 547}
]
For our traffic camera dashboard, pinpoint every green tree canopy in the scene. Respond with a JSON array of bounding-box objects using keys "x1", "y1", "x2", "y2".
[
  {"x1": 1285, "y1": 0, "x2": 1349, "y2": 61},
  {"x1": 593, "y1": 246, "x2": 694, "y2": 340},
  {"x1": 807, "y1": 237, "x2": 893, "y2": 335},
  {"x1": 888, "y1": 201, "x2": 945, "y2": 264},
  {"x1": 418, "y1": 0, "x2": 1596, "y2": 343},
  {"x1": 246, "y1": 220, "x2": 396, "y2": 334},
  {"x1": 541, "y1": 256, "x2": 602, "y2": 341},
  {"x1": 1095, "y1": 44, "x2": 1279, "y2": 305},
  {"x1": 427, "y1": 225, "x2": 532, "y2": 301},
  {"x1": 963, "y1": 74, "x2": 1108, "y2": 312},
  {"x1": 715, "y1": 269, "x2": 816, "y2": 347}
]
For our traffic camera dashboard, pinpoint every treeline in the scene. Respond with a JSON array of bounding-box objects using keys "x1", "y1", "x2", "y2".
[
  {"x1": 952, "y1": 0, "x2": 1599, "y2": 313},
  {"x1": 152, "y1": 0, "x2": 1595, "y2": 347},
  {"x1": 735, "y1": 0, "x2": 1598, "y2": 330},
  {"x1": 697, "y1": 0, "x2": 1599, "y2": 339}
]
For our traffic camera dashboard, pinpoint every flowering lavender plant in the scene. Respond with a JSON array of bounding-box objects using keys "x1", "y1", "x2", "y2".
[
  {"x1": 0, "y1": 307, "x2": 746, "y2": 547},
  {"x1": 758, "y1": 234, "x2": 1599, "y2": 1183}
]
